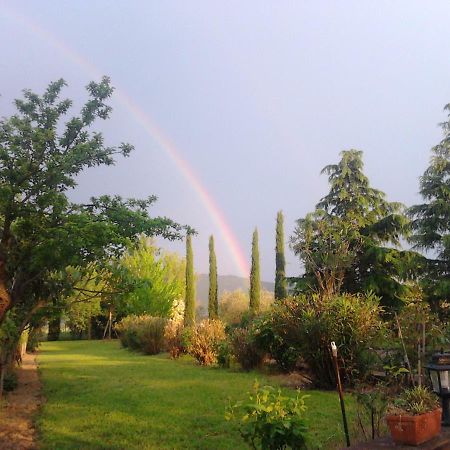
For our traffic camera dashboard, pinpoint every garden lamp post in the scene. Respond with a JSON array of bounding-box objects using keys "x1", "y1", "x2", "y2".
[{"x1": 425, "y1": 351, "x2": 450, "y2": 426}]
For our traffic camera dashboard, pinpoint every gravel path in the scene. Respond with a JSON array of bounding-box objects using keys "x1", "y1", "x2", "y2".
[{"x1": 0, "y1": 353, "x2": 42, "y2": 449}]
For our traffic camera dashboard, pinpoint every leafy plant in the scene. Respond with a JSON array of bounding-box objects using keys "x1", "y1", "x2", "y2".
[
  {"x1": 255, "y1": 293, "x2": 383, "y2": 386},
  {"x1": 226, "y1": 381, "x2": 309, "y2": 450},
  {"x1": 389, "y1": 386, "x2": 439, "y2": 416},
  {"x1": 217, "y1": 339, "x2": 233, "y2": 368},
  {"x1": 355, "y1": 384, "x2": 388, "y2": 440},
  {"x1": 231, "y1": 327, "x2": 265, "y2": 371}
]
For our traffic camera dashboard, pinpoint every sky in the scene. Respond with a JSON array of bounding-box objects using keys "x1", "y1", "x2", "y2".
[{"x1": 1, "y1": 1, "x2": 450, "y2": 281}]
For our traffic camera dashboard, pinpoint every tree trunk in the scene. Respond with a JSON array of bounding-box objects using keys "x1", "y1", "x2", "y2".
[{"x1": 0, "y1": 262, "x2": 11, "y2": 324}]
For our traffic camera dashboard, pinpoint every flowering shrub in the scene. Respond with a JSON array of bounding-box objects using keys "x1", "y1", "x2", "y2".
[
  {"x1": 164, "y1": 318, "x2": 185, "y2": 359},
  {"x1": 188, "y1": 319, "x2": 226, "y2": 365},
  {"x1": 226, "y1": 381, "x2": 309, "y2": 449},
  {"x1": 116, "y1": 315, "x2": 167, "y2": 355}
]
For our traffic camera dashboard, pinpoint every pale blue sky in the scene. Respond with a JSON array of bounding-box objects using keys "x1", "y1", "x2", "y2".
[{"x1": 1, "y1": 1, "x2": 450, "y2": 280}]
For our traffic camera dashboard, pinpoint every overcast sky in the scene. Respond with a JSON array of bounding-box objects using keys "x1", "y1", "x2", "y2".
[{"x1": 1, "y1": 1, "x2": 450, "y2": 281}]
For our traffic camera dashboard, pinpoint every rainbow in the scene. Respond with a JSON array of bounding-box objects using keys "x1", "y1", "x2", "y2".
[{"x1": 1, "y1": 4, "x2": 250, "y2": 277}]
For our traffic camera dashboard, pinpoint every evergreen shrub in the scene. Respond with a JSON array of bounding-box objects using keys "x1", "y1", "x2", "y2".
[
  {"x1": 231, "y1": 327, "x2": 265, "y2": 371},
  {"x1": 258, "y1": 293, "x2": 383, "y2": 387}
]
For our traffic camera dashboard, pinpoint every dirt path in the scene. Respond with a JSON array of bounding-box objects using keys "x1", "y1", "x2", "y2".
[{"x1": 0, "y1": 353, "x2": 42, "y2": 449}]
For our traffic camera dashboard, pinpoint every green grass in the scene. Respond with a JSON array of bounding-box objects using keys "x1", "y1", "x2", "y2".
[{"x1": 37, "y1": 340, "x2": 357, "y2": 449}]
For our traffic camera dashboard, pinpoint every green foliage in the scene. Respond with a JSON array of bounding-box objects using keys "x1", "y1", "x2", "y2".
[
  {"x1": 291, "y1": 150, "x2": 414, "y2": 307},
  {"x1": 115, "y1": 315, "x2": 167, "y2": 355},
  {"x1": 188, "y1": 319, "x2": 226, "y2": 365},
  {"x1": 220, "y1": 289, "x2": 273, "y2": 325},
  {"x1": 410, "y1": 107, "x2": 450, "y2": 311},
  {"x1": 47, "y1": 314, "x2": 62, "y2": 341},
  {"x1": 0, "y1": 77, "x2": 186, "y2": 363},
  {"x1": 275, "y1": 211, "x2": 287, "y2": 301},
  {"x1": 184, "y1": 234, "x2": 196, "y2": 326},
  {"x1": 26, "y1": 327, "x2": 43, "y2": 353},
  {"x1": 393, "y1": 294, "x2": 445, "y2": 371},
  {"x1": 250, "y1": 228, "x2": 261, "y2": 313},
  {"x1": 226, "y1": 381, "x2": 309, "y2": 450},
  {"x1": 389, "y1": 386, "x2": 439, "y2": 416},
  {"x1": 3, "y1": 370, "x2": 18, "y2": 392},
  {"x1": 260, "y1": 293, "x2": 383, "y2": 387},
  {"x1": 252, "y1": 312, "x2": 300, "y2": 373},
  {"x1": 119, "y1": 238, "x2": 185, "y2": 318},
  {"x1": 208, "y1": 235, "x2": 219, "y2": 319},
  {"x1": 217, "y1": 338, "x2": 233, "y2": 369},
  {"x1": 355, "y1": 385, "x2": 388, "y2": 440},
  {"x1": 231, "y1": 327, "x2": 265, "y2": 371},
  {"x1": 61, "y1": 265, "x2": 105, "y2": 337}
]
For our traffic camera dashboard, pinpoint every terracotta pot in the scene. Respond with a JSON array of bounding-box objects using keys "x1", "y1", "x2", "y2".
[{"x1": 386, "y1": 408, "x2": 442, "y2": 446}]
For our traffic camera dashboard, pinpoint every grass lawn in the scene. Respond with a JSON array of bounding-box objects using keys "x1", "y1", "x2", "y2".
[{"x1": 37, "y1": 340, "x2": 357, "y2": 449}]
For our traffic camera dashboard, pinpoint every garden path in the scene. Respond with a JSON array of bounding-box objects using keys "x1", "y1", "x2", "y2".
[{"x1": 0, "y1": 353, "x2": 42, "y2": 449}]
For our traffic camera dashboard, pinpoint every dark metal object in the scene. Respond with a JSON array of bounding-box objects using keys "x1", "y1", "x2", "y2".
[
  {"x1": 426, "y1": 351, "x2": 450, "y2": 426},
  {"x1": 331, "y1": 341, "x2": 351, "y2": 447}
]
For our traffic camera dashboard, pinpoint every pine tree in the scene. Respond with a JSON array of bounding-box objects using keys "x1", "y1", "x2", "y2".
[
  {"x1": 184, "y1": 234, "x2": 195, "y2": 326},
  {"x1": 291, "y1": 150, "x2": 413, "y2": 306},
  {"x1": 208, "y1": 235, "x2": 218, "y2": 319},
  {"x1": 249, "y1": 228, "x2": 261, "y2": 312},
  {"x1": 275, "y1": 211, "x2": 287, "y2": 300},
  {"x1": 410, "y1": 106, "x2": 450, "y2": 309}
]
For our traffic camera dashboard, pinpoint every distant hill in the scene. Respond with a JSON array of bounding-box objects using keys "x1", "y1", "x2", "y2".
[{"x1": 196, "y1": 274, "x2": 274, "y2": 308}]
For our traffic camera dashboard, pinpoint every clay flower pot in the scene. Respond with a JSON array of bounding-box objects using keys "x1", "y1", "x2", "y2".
[{"x1": 386, "y1": 408, "x2": 442, "y2": 446}]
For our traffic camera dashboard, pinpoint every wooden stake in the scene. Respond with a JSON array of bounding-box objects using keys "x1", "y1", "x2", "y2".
[{"x1": 331, "y1": 342, "x2": 351, "y2": 447}]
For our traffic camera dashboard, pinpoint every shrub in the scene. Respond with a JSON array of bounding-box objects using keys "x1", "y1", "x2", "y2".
[
  {"x1": 217, "y1": 339, "x2": 232, "y2": 368},
  {"x1": 164, "y1": 318, "x2": 185, "y2": 359},
  {"x1": 252, "y1": 312, "x2": 300, "y2": 373},
  {"x1": 258, "y1": 293, "x2": 383, "y2": 387},
  {"x1": 231, "y1": 327, "x2": 265, "y2": 371},
  {"x1": 116, "y1": 315, "x2": 167, "y2": 355},
  {"x1": 188, "y1": 319, "x2": 226, "y2": 365},
  {"x1": 389, "y1": 386, "x2": 439, "y2": 415},
  {"x1": 3, "y1": 370, "x2": 18, "y2": 392},
  {"x1": 226, "y1": 381, "x2": 309, "y2": 450}
]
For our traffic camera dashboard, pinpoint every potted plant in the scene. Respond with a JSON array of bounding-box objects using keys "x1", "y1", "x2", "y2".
[{"x1": 386, "y1": 386, "x2": 441, "y2": 446}]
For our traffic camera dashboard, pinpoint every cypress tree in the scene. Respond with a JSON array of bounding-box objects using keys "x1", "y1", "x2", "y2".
[
  {"x1": 249, "y1": 228, "x2": 261, "y2": 312},
  {"x1": 184, "y1": 233, "x2": 195, "y2": 326},
  {"x1": 208, "y1": 235, "x2": 218, "y2": 319},
  {"x1": 275, "y1": 211, "x2": 287, "y2": 300}
]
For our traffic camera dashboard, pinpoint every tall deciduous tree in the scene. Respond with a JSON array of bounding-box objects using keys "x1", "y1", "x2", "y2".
[
  {"x1": 410, "y1": 106, "x2": 450, "y2": 310},
  {"x1": 275, "y1": 211, "x2": 287, "y2": 300},
  {"x1": 291, "y1": 150, "x2": 413, "y2": 306},
  {"x1": 0, "y1": 78, "x2": 186, "y2": 329},
  {"x1": 119, "y1": 237, "x2": 185, "y2": 317},
  {"x1": 249, "y1": 228, "x2": 261, "y2": 312},
  {"x1": 184, "y1": 233, "x2": 196, "y2": 326},
  {"x1": 208, "y1": 235, "x2": 218, "y2": 319}
]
